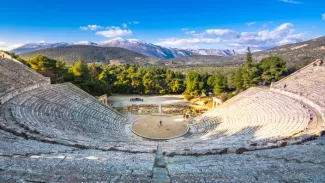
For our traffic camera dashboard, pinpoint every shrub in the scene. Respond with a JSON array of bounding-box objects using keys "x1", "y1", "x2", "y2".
[
  {"x1": 220, "y1": 92, "x2": 228, "y2": 102},
  {"x1": 184, "y1": 94, "x2": 194, "y2": 101}
]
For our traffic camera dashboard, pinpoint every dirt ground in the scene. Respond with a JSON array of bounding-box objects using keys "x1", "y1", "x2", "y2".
[{"x1": 131, "y1": 115, "x2": 189, "y2": 139}]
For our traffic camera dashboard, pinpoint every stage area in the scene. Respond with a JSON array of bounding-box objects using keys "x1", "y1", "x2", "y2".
[{"x1": 131, "y1": 115, "x2": 189, "y2": 139}]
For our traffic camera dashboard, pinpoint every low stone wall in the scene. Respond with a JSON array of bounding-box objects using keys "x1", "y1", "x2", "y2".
[
  {"x1": 114, "y1": 104, "x2": 159, "y2": 114},
  {"x1": 162, "y1": 104, "x2": 207, "y2": 115},
  {"x1": 114, "y1": 104, "x2": 207, "y2": 115}
]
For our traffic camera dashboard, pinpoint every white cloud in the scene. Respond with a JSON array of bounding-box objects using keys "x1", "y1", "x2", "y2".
[
  {"x1": 80, "y1": 25, "x2": 103, "y2": 31},
  {"x1": 322, "y1": 13, "x2": 325, "y2": 20},
  {"x1": 96, "y1": 26, "x2": 132, "y2": 38},
  {"x1": 206, "y1": 29, "x2": 239, "y2": 37},
  {"x1": 122, "y1": 23, "x2": 127, "y2": 28},
  {"x1": 229, "y1": 23, "x2": 304, "y2": 50},
  {"x1": 157, "y1": 23, "x2": 304, "y2": 51},
  {"x1": 0, "y1": 42, "x2": 23, "y2": 51},
  {"x1": 262, "y1": 21, "x2": 273, "y2": 28},
  {"x1": 181, "y1": 28, "x2": 189, "y2": 31},
  {"x1": 185, "y1": 30, "x2": 196, "y2": 35},
  {"x1": 38, "y1": 40, "x2": 46, "y2": 43},
  {"x1": 247, "y1": 22, "x2": 256, "y2": 27},
  {"x1": 128, "y1": 21, "x2": 140, "y2": 25},
  {"x1": 279, "y1": 0, "x2": 301, "y2": 4},
  {"x1": 156, "y1": 37, "x2": 221, "y2": 48}
]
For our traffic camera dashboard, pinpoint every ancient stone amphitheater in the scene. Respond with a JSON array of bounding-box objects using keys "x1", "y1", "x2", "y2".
[{"x1": 0, "y1": 53, "x2": 325, "y2": 182}]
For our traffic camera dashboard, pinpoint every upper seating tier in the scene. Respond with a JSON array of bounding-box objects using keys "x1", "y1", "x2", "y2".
[{"x1": 0, "y1": 58, "x2": 50, "y2": 104}]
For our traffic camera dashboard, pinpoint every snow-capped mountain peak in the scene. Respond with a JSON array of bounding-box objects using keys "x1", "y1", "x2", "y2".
[
  {"x1": 10, "y1": 42, "x2": 72, "y2": 54},
  {"x1": 11, "y1": 38, "x2": 236, "y2": 59},
  {"x1": 74, "y1": 41, "x2": 98, "y2": 46}
]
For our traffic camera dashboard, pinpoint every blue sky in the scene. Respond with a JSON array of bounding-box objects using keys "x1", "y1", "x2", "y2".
[{"x1": 0, "y1": 0, "x2": 324, "y2": 52}]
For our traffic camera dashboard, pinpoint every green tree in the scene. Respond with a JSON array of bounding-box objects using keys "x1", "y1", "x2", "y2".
[
  {"x1": 245, "y1": 47, "x2": 253, "y2": 67},
  {"x1": 185, "y1": 72, "x2": 201, "y2": 96},
  {"x1": 259, "y1": 56, "x2": 287, "y2": 84},
  {"x1": 28, "y1": 55, "x2": 56, "y2": 72},
  {"x1": 242, "y1": 48, "x2": 261, "y2": 89},
  {"x1": 209, "y1": 72, "x2": 226, "y2": 96},
  {"x1": 168, "y1": 78, "x2": 185, "y2": 93},
  {"x1": 234, "y1": 68, "x2": 243, "y2": 90},
  {"x1": 226, "y1": 72, "x2": 235, "y2": 90},
  {"x1": 71, "y1": 58, "x2": 89, "y2": 79}
]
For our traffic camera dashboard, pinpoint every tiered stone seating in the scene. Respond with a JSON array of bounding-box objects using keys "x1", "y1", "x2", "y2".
[
  {"x1": 191, "y1": 116, "x2": 219, "y2": 136},
  {"x1": 0, "y1": 132, "x2": 154, "y2": 182},
  {"x1": 0, "y1": 58, "x2": 50, "y2": 104},
  {"x1": 163, "y1": 87, "x2": 313, "y2": 153},
  {"x1": 0, "y1": 127, "x2": 75, "y2": 156},
  {"x1": 1, "y1": 83, "x2": 136, "y2": 149},
  {"x1": 166, "y1": 139, "x2": 325, "y2": 182},
  {"x1": 271, "y1": 59, "x2": 325, "y2": 120}
]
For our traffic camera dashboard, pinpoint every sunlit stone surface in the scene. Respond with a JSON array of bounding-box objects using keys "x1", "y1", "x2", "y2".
[{"x1": 0, "y1": 56, "x2": 325, "y2": 182}]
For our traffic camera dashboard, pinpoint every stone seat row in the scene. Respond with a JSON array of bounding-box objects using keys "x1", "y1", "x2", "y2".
[
  {"x1": 0, "y1": 83, "x2": 134, "y2": 149},
  {"x1": 162, "y1": 88, "x2": 312, "y2": 153},
  {"x1": 0, "y1": 58, "x2": 50, "y2": 104},
  {"x1": 272, "y1": 63, "x2": 325, "y2": 108},
  {"x1": 0, "y1": 58, "x2": 48, "y2": 85}
]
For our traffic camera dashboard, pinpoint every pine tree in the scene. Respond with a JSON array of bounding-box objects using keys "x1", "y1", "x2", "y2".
[
  {"x1": 245, "y1": 47, "x2": 253, "y2": 67},
  {"x1": 71, "y1": 58, "x2": 90, "y2": 79},
  {"x1": 234, "y1": 68, "x2": 243, "y2": 90}
]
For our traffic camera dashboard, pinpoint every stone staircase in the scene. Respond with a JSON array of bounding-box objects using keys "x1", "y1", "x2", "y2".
[{"x1": 152, "y1": 144, "x2": 171, "y2": 183}]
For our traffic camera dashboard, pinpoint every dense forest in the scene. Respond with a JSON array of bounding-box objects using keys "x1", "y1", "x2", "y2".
[{"x1": 5, "y1": 48, "x2": 288, "y2": 102}]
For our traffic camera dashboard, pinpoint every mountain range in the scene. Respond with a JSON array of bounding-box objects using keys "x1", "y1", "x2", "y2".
[
  {"x1": 169, "y1": 36, "x2": 325, "y2": 69},
  {"x1": 11, "y1": 37, "x2": 236, "y2": 59},
  {"x1": 19, "y1": 45, "x2": 161, "y2": 66}
]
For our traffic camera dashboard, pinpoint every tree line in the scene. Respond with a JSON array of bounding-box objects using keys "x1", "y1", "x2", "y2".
[
  {"x1": 183, "y1": 48, "x2": 287, "y2": 101},
  {"x1": 5, "y1": 48, "x2": 287, "y2": 101}
]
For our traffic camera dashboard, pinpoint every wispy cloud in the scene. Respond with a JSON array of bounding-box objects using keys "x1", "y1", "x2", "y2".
[
  {"x1": 0, "y1": 41, "x2": 23, "y2": 51},
  {"x1": 128, "y1": 21, "x2": 140, "y2": 25},
  {"x1": 96, "y1": 26, "x2": 132, "y2": 38},
  {"x1": 262, "y1": 21, "x2": 273, "y2": 28},
  {"x1": 206, "y1": 29, "x2": 239, "y2": 37},
  {"x1": 122, "y1": 23, "x2": 127, "y2": 28},
  {"x1": 156, "y1": 23, "x2": 304, "y2": 52},
  {"x1": 228, "y1": 23, "x2": 304, "y2": 52},
  {"x1": 156, "y1": 37, "x2": 221, "y2": 48},
  {"x1": 247, "y1": 22, "x2": 256, "y2": 27},
  {"x1": 181, "y1": 28, "x2": 189, "y2": 31},
  {"x1": 185, "y1": 30, "x2": 196, "y2": 35},
  {"x1": 322, "y1": 13, "x2": 325, "y2": 20},
  {"x1": 80, "y1": 25, "x2": 103, "y2": 31},
  {"x1": 279, "y1": 0, "x2": 301, "y2": 4}
]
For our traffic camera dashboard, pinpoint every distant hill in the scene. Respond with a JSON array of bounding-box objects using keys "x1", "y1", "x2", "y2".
[
  {"x1": 169, "y1": 36, "x2": 325, "y2": 68},
  {"x1": 166, "y1": 55, "x2": 240, "y2": 66},
  {"x1": 12, "y1": 38, "x2": 236, "y2": 59},
  {"x1": 19, "y1": 45, "x2": 161, "y2": 66},
  {"x1": 100, "y1": 37, "x2": 236, "y2": 59},
  {"x1": 11, "y1": 42, "x2": 72, "y2": 54}
]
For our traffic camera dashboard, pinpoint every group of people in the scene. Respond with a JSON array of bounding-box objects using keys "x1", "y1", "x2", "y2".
[
  {"x1": 183, "y1": 114, "x2": 190, "y2": 119},
  {"x1": 130, "y1": 97, "x2": 143, "y2": 102}
]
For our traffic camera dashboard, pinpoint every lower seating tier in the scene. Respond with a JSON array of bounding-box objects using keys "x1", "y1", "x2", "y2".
[
  {"x1": 163, "y1": 87, "x2": 315, "y2": 153},
  {"x1": 0, "y1": 83, "x2": 137, "y2": 149}
]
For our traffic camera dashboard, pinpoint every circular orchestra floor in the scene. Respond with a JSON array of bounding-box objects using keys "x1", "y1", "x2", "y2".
[{"x1": 131, "y1": 115, "x2": 189, "y2": 140}]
